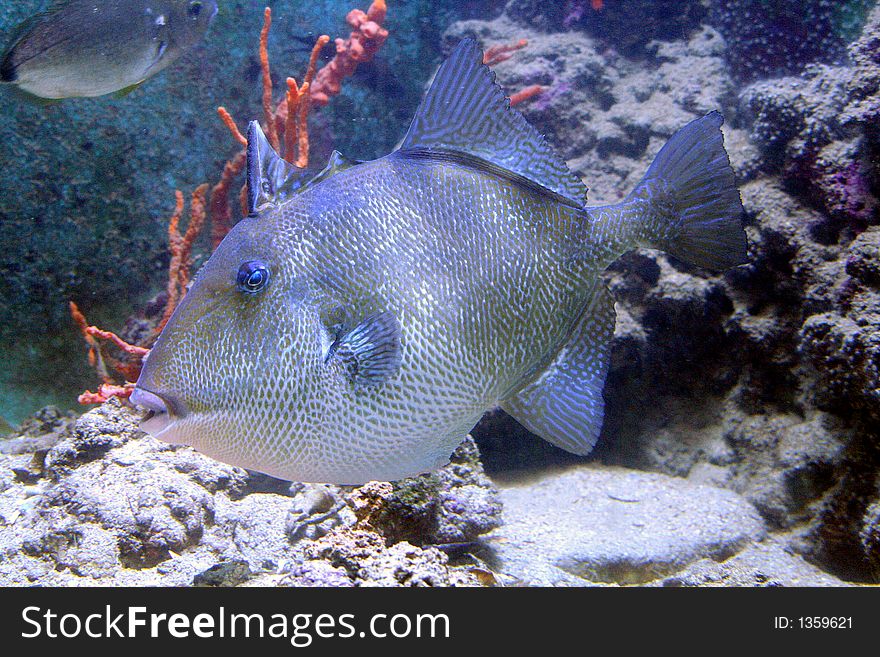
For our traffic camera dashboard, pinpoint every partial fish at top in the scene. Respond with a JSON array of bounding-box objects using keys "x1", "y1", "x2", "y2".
[
  {"x1": 1, "y1": 0, "x2": 217, "y2": 99},
  {"x1": 131, "y1": 39, "x2": 749, "y2": 485}
]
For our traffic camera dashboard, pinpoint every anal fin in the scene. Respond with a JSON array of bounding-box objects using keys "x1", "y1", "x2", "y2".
[{"x1": 501, "y1": 286, "x2": 615, "y2": 455}]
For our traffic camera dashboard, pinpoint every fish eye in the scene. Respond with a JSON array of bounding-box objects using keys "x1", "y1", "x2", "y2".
[
  {"x1": 188, "y1": 1, "x2": 203, "y2": 17},
  {"x1": 237, "y1": 261, "x2": 270, "y2": 294}
]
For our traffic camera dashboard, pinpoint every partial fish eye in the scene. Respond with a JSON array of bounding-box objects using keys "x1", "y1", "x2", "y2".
[
  {"x1": 237, "y1": 261, "x2": 270, "y2": 294},
  {"x1": 188, "y1": 1, "x2": 203, "y2": 17}
]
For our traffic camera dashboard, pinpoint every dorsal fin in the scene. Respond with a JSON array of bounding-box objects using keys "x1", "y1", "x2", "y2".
[
  {"x1": 305, "y1": 150, "x2": 357, "y2": 189},
  {"x1": 246, "y1": 121, "x2": 310, "y2": 215},
  {"x1": 246, "y1": 123, "x2": 359, "y2": 214},
  {"x1": 398, "y1": 38, "x2": 587, "y2": 206}
]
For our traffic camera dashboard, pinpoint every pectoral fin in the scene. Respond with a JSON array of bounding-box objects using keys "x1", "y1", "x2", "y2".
[
  {"x1": 501, "y1": 285, "x2": 615, "y2": 454},
  {"x1": 326, "y1": 311, "x2": 402, "y2": 388}
]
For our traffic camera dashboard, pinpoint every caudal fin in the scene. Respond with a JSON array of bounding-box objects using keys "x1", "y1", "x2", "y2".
[{"x1": 637, "y1": 111, "x2": 748, "y2": 270}]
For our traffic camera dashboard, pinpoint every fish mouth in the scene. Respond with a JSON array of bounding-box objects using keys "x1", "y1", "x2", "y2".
[{"x1": 129, "y1": 387, "x2": 187, "y2": 439}]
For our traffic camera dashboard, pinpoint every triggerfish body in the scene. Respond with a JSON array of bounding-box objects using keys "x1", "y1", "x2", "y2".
[
  {"x1": 1, "y1": 0, "x2": 217, "y2": 99},
  {"x1": 131, "y1": 39, "x2": 748, "y2": 484}
]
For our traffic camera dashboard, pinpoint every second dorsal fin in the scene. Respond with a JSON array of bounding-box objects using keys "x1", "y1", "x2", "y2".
[{"x1": 398, "y1": 38, "x2": 587, "y2": 207}]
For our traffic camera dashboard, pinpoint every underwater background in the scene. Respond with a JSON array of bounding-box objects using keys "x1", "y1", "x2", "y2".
[{"x1": 1, "y1": 0, "x2": 879, "y2": 585}]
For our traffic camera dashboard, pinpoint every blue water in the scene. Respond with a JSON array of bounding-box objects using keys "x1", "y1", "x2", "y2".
[{"x1": 0, "y1": 0, "x2": 874, "y2": 425}]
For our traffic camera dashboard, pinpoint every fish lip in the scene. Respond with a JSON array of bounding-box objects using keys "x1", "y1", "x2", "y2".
[
  {"x1": 130, "y1": 386, "x2": 190, "y2": 441},
  {"x1": 130, "y1": 386, "x2": 188, "y2": 421}
]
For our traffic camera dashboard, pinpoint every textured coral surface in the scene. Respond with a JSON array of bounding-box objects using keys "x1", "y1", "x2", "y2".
[{"x1": 1, "y1": 0, "x2": 878, "y2": 585}]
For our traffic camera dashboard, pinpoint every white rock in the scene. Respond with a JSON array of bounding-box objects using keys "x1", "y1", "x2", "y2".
[{"x1": 487, "y1": 464, "x2": 766, "y2": 585}]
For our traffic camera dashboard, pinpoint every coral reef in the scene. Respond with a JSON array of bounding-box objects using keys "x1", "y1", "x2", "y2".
[
  {"x1": 447, "y1": 1, "x2": 880, "y2": 583},
  {"x1": 0, "y1": 401, "x2": 499, "y2": 586},
  {"x1": 350, "y1": 438, "x2": 503, "y2": 547},
  {"x1": 710, "y1": 0, "x2": 875, "y2": 83},
  {"x1": 740, "y1": 4, "x2": 880, "y2": 231},
  {"x1": 482, "y1": 465, "x2": 841, "y2": 586},
  {"x1": 0, "y1": 406, "x2": 76, "y2": 456},
  {"x1": 160, "y1": 185, "x2": 209, "y2": 331},
  {"x1": 69, "y1": 300, "x2": 147, "y2": 402},
  {"x1": 294, "y1": 529, "x2": 476, "y2": 587},
  {"x1": 658, "y1": 538, "x2": 847, "y2": 586},
  {"x1": 3, "y1": 400, "x2": 854, "y2": 587},
  {"x1": 311, "y1": 0, "x2": 389, "y2": 106},
  {"x1": 445, "y1": 12, "x2": 740, "y2": 200},
  {"x1": 503, "y1": 0, "x2": 707, "y2": 54}
]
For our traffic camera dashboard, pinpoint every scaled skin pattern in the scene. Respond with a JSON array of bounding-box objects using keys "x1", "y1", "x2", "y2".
[{"x1": 133, "y1": 39, "x2": 746, "y2": 485}]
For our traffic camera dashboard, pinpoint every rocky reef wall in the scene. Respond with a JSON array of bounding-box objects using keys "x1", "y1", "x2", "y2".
[
  {"x1": 453, "y1": 0, "x2": 880, "y2": 582},
  {"x1": 1, "y1": 0, "x2": 878, "y2": 585},
  {"x1": 0, "y1": 400, "x2": 502, "y2": 585}
]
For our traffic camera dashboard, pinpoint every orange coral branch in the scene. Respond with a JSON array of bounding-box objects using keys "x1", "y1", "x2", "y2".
[
  {"x1": 217, "y1": 106, "x2": 248, "y2": 146},
  {"x1": 210, "y1": 150, "x2": 247, "y2": 250},
  {"x1": 83, "y1": 324, "x2": 145, "y2": 384},
  {"x1": 70, "y1": 301, "x2": 144, "y2": 388},
  {"x1": 160, "y1": 190, "x2": 185, "y2": 332},
  {"x1": 295, "y1": 82, "x2": 312, "y2": 168},
  {"x1": 69, "y1": 300, "x2": 88, "y2": 332},
  {"x1": 158, "y1": 184, "x2": 208, "y2": 334},
  {"x1": 70, "y1": 300, "x2": 94, "y2": 366},
  {"x1": 304, "y1": 34, "x2": 331, "y2": 90},
  {"x1": 483, "y1": 38, "x2": 528, "y2": 66},
  {"x1": 85, "y1": 327, "x2": 150, "y2": 357},
  {"x1": 178, "y1": 183, "x2": 208, "y2": 286},
  {"x1": 260, "y1": 7, "x2": 281, "y2": 153},
  {"x1": 78, "y1": 383, "x2": 135, "y2": 405},
  {"x1": 482, "y1": 39, "x2": 546, "y2": 107},
  {"x1": 311, "y1": 0, "x2": 389, "y2": 106},
  {"x1": 70, "y1": 301, "x2": 110, "y2": 381},
  {"x1": 509, "y1": 84, "x2": 545, "y2": 106},
  {"x1": 284, "y1": 78, "x2": 300, "y2": 167},
  {"x1": 78, "y1": 390, "x2": 109, "y2": 404},
  {"x1": 211, "y1": 21, "x2": 332, "y2": 246},
  {"x1": 283, "y1": 34, "x2": 330, "y2": 168}
]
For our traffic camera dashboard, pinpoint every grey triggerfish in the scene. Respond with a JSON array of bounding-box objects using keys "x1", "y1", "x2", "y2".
[
  {"x1": 131, "y1": 39, "x2": 748, "y2": 484},
  {"x1": 1, "y1": 0, "x2": 217, "y2": 99}
]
